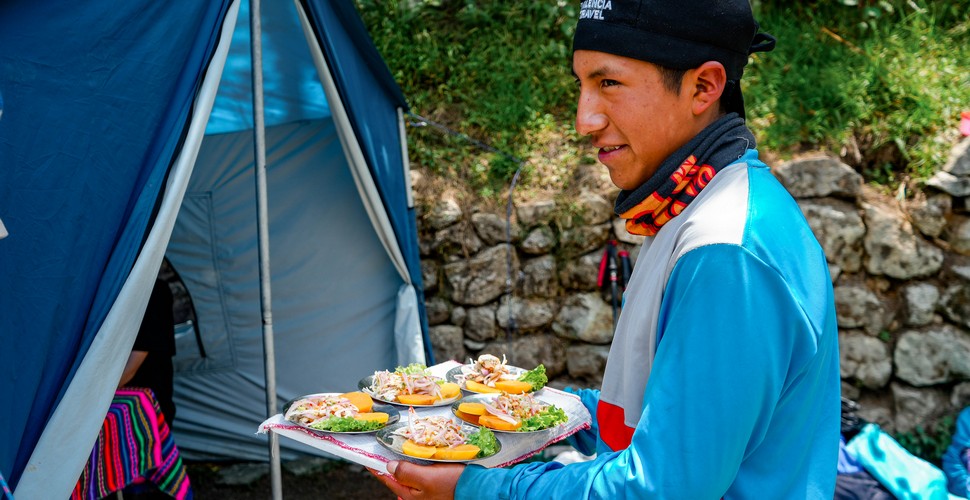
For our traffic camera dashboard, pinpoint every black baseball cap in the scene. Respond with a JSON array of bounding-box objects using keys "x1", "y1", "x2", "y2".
[{"x1": 572, "y1": 0, "x2": 776, "y2": 118}]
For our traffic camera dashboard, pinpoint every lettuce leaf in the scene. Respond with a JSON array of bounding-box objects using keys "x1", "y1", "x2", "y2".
[
  {"x1": 308, "y1": 417, "x2": 385, "y2": 432},
  {"x1": 519, "y1": 405, "x2": 567, "y2": 432},
  {"x1": 466, "y1": 427, "x2": 499, "y2": 457},
  {"x1": 517, "y1": 364, "x2": 548, "y2": 391},
  {"x1": 395, "y1": 363, "x2": 431, "y2": 375}
]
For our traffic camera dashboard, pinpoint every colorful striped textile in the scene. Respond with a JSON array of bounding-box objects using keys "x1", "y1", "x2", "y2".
[
  {"x1": 0, "y1": 469, "x2": 12, "y2": 500},
  {"x1": 72, "y1": 388, "x2": 192, "y2": 499}
]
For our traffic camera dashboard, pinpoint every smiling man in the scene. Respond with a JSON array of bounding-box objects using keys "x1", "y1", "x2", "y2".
[{"x1": 372, "y1": 1, "x2": 841, "y2": 498}]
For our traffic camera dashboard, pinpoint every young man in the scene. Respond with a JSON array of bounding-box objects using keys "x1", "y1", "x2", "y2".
[
  {"x1": 943, "y1": 406, "x2": 970, "y2": 497},
  {"x1": 373, "y1": 1, "x2": 841, "y2": 497}
]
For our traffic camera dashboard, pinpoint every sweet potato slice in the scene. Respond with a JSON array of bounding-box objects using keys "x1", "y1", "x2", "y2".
[
  {"x1": 339, "y1": 391, "x2": 374, "y2": 412},
  {"x1": 353, "y1": 412, "x2": 389, "y2": 424},
  {"x1": 457, "y1": 402, "x2": 487, "y2": 416},
  {"x1": 433, "y1": 444, "x2": 480, "y2": 460},
  {"x1": 479, "y1": 414, "x2": 522, "y2": 431},
  {"x1": 438, "y1": 382, "x2": 461, "y2": 399},
  {"x1": 397, "y1": 394, "x2": 437, "y2": 405},
  {"x1": 454, "y1": 410, "x2": 480, "y2": 425},
  {"x1": 402, "y1": 439, "x2": 437, "y2": 459},
  {"x1": 464, "y1": 380, "x2": 501, "y2": 394},
  {"x1": 494, "y1": 380, "x2": 532, "y2": 394}
]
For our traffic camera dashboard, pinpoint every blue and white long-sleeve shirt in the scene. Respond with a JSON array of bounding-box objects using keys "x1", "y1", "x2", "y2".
[
  {"x1": 455, "y1": 150, "x2": 841, "y2": 499},
  {"x1": 943, "y1": 407, "x2": 970, "y2": 497}
]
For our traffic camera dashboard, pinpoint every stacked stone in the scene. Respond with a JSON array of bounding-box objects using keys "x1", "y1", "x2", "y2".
[
  {"x1": 927, "y1": 137, "x2": 970, "y2": 214},
  {"x1": 414, "y1": 165, "x2": 640, "y2": 389},
  {"x1": 773, "y1": 142, "x2": 970, "y2": 434},
  {"x1": 413, "y1": 138, "x2": 970, "y2": 434}
]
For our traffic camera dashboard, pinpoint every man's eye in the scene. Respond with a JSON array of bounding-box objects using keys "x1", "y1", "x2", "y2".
[{"x1": 601, "y1": 79, "x2": 619, "y2": 88}]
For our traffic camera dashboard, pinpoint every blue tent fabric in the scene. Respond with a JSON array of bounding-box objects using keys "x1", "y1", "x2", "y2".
[
  {"x1": 206, "y1": 0, "x2": 332, "y2": 134},
  {"x1": 302, "y1": 0, "x2": 434, "y2": 362},
  {"x1": 0, "y1": 0, "x2": 231, "y2": 486},
  {"x1": 1, "y1": 0, "x2": 433, "y2": 486}
]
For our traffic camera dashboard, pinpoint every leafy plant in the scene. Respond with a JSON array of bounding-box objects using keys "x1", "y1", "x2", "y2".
[
  {"x1": 748, "y1": 0, "x2": 970, "y2": 189},
  {"x1": 895, "y1": 414, "x2": 956, "y2": 466},
  {"x1": 357, "y1": 0, "x2": 970, "y2": 198},
  {"x1": 356, "y1": 0, "x2": 578, "y2": 192}
]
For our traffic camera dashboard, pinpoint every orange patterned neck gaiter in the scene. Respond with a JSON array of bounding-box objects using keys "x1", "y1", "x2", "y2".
[
  {"x1": 614, "y1": 114, "x2": 755, "y2": 237},
  {"x1": 619, "y1": 155, "x2": 716, "y2": 236}
]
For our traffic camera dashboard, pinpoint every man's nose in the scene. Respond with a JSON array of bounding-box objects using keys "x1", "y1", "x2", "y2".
[{"x1": 575, "y1": 92, "x2": 607, "y2": 136}]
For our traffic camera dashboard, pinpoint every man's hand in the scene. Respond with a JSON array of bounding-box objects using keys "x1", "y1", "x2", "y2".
[{"x1": 368, "y1": 460, "x2": 465, "y2": 500}]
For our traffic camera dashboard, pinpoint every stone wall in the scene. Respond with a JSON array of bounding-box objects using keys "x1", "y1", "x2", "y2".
[{"x1": 414, "y1": 137, "x2": 970, "y2": 434}]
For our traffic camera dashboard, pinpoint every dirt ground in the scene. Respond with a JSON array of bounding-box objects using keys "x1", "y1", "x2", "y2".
[
  {"x1": 184, "y1": 444, "x2": 582, "y2": 499},
  {"x1": 185, "y1": 460, "x2": 396, "y2": 500}
]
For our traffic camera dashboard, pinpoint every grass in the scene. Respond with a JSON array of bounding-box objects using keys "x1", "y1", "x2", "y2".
[
  {"x1": 356, "y1": 0, "x2": 579, "y2": 193},
  {"x1": 356, "y1": 0, "x2": 970, "y2": 197},
  {"x1": 748, "y1": 1, "x2": 970, "y2": 186}
]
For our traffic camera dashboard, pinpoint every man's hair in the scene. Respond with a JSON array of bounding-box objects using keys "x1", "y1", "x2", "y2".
[
  {"x1": 656, "y1": 64, "x2": 724, "y2": 115},
  {"x1": 656, "y1": 65, "x2": 687, "y2": 95}
]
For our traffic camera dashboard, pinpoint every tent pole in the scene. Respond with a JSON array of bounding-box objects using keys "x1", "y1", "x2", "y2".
[{"x1": 250, "y1": 0, "x2": 283, "y2": 498}]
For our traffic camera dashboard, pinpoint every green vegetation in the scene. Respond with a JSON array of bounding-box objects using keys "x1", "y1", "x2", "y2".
[
  {"x1": 308, "y1": 416, "x2": 385, "y2": 432},
  {"x1": 356, "y1": 0, "x2": 578, "y2": 192},
  {"x1": 466, "y1": 426, "x2": 499, "y2": 457},
  {"x1": 356, "y1": 0, "x2": 970, "y2": 196},
  {"x1": 749, "y1": 1, "x2": 970, "y2": 184},
  {"x1": 519, "y1": 405, "x2": 568, "y2": 432},
  {"x1": 517, "y1": 363, "x2": 548, "y2": 391},
  {"x1": 895, "y1": 414, "x2": 956, "y2": 466}
]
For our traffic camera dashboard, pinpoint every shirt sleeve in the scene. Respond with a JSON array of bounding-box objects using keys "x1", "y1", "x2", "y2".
[
  {"x1": 455, "y1": 244, "x2": 817, "y2": 499},
  {"x1": 562, "y1": 387, "x2": 600, "y2": 456},
  {"x1": 943, "y1": 407, "x2": 970, "y2": 497}
]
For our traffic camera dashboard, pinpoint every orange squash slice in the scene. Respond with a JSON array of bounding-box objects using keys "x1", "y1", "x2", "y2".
[
  {"x1": 353, "y1": 412, "x2": 389, "y2": 424},
  {"x1": 433, "y1": 444, "x2": 480, "y2": 460},
  {"x1": 465, "y1": 380, "x2": 501, "y2": 394},
  {"x1": 401, "y1": 439, "x2": 438, "y2": 459},
  {"x1": 438, "y1": 382, "x2": 461, "y2": 399},
  {"x1": 339, "y1": 391, "x2": 374, "y2": 413},
  {"x1": 457, "y1": 402, "x2": 487, "y2": 415},
  {"x1": 479, "y1": 414, "x2": 522, "y2": 431},
  {"x1": 454, "y1": 410, "x2": 480, "y2": 425},
  {"x1": 494, "y1": 380, "x2": 532, "y2": 394},
  {"x1": 397, "y1": 394, "x2": 437, "y2": 406}
]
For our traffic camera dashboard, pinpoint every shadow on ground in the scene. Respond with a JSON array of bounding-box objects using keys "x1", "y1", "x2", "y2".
[{"x1": 186, "y1": 458, "x2": 395, "y2": 499}]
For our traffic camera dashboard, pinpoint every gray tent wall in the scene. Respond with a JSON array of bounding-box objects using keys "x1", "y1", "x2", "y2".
[
  {"x1": 165, "y1": 0, "x2": 427, "y2": 460},
  {"x1": 11, "y1": 0, "x2": 428, "y2": 495}
]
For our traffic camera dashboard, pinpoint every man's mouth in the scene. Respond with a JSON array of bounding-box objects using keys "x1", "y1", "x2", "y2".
[{"x1": 598, "y1": 145, "x2": 626, "y2": 162}]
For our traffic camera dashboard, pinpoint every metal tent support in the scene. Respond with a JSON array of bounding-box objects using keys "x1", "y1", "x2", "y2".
[{"x1": 249, "y1": 0, "x2": 283, "y2": 498}]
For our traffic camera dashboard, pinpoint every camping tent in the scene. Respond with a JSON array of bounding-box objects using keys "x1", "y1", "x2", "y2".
[{"x1": 0, "y1": 0, "x2": 432, "y2": 496}]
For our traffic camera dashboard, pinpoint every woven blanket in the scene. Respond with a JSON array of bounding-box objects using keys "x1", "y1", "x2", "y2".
[
  {"x1": 72, "y1": 388, "x2": 192, "y2": 500},
  {"x1": 0, "y1": 469, "x2": 11, "y2": 500}
]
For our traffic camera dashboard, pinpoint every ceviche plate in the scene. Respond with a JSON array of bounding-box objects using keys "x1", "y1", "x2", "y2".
[
  {"x1": 375, "y1": 421, "x2": 500, "y2": 463},
  {"x1": 444, "y1": 365, "x2": 528, "y2": 393},
  {"x1": 282, "y1": 392, "x2": 400, "y2": 434},
  {"x1": 357, "y1": 375, "x2": 462, "y2": 407},
  {"x1": 450, "y1": 394, "x2": 567, "y2": 433}
]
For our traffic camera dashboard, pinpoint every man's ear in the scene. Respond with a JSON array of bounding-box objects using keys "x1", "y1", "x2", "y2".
[{"x1": 688, "y1": 61, "x2": 727, "y2": 116}]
